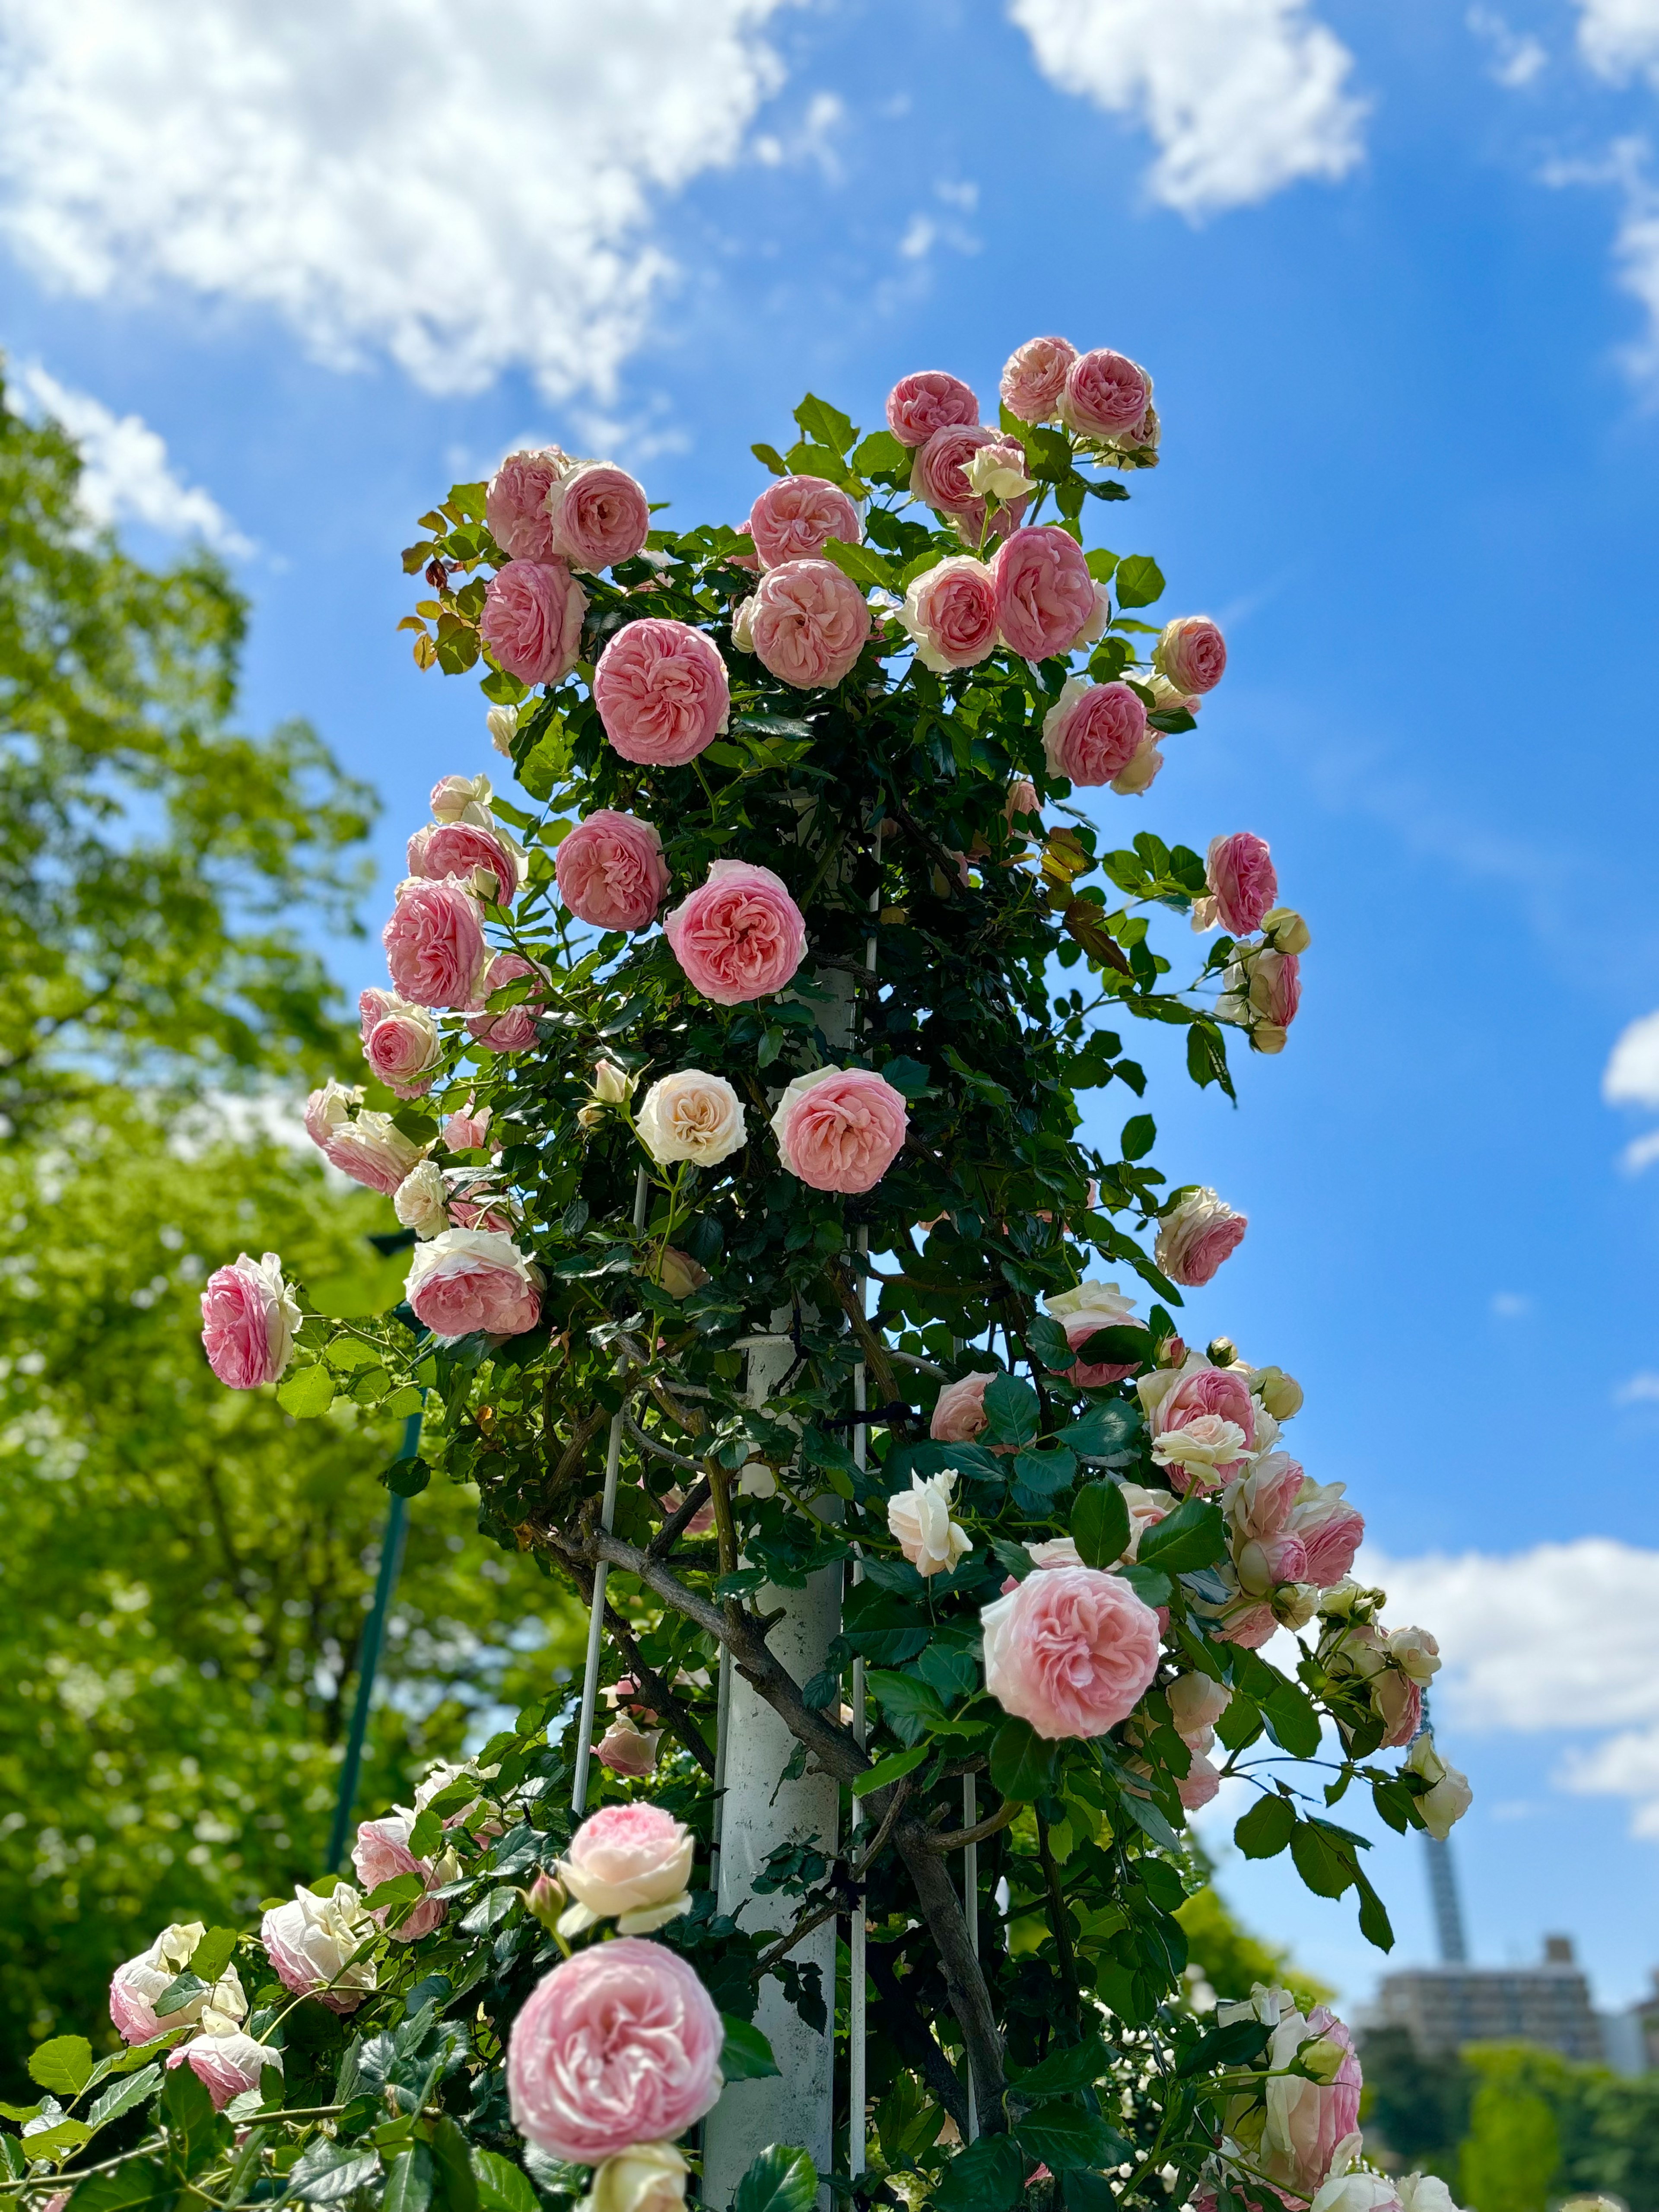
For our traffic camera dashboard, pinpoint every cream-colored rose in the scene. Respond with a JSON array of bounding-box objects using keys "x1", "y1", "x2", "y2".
[
  {"x1": 430, "y1": 773, "x2": 493, "y2": 823},
  {"x1": 1167, "y1": 1671, "x2": 1232, "y2": 1744},
  {"x1": 1119, "y1": 1481, "x2": 1174, "y2": 1560},
  {"x1": 486, "y1": 705, "x2": 519, "y2": 757},
  {"x1": 1273, "y1": 1583, "x2": 1321, "y2": 1632},
  {"x1": 1386, "y1": 1626, "x2": 1442, "y2": 1684},
  {"x1": 637, "y1": 1070, "x2": 747, "y2": 1167},
  {"x1": 1110, "y1": 736, "x2": 1163, "y2": 795},
  {"x1": 1396, "y1": 2179, "x2": 1460, "y2": 2212},
  {"x1": 556, "y1": 1803, "x2": 696, "y2": 1938},
  {"x1": 887, "y1": 1468, "x2": 971, "y2": 1578},
  {"x1": 394, "y1": 1160, "x2": 450, "y2": 1239},
  {"x1": 1044, "y1": 1280, "x2": 1136, "y2": 1330},
  {"x1": 1262, "y1": 906, "x2": 1312, "y2": 954},
  {"x1": 1253, "y1": 1366, "x2": 1304, "y2": 1422},
  {"x1": 578, "y1": 2143, "x2": 689, "y2": 2212},
  {"x1": 963, "y1": 445, "x2": 1036, "y2": 505},
  {"x1": 1150, "y1": 1413, "x2": 1248, "y2": 1480},
  {"x1": 1403, "y1": 1732, "x2": 1473, "y2": 1840},
  {"x1": 593, "y1": 1057, "x2": 635, "y2": 1104},
  {"x1": 731, "y1": 597, "x2": 756, "y2": 653},
  {"x1": 1310, "y1": 2174, "x2": 1402, "y2": 2212}
]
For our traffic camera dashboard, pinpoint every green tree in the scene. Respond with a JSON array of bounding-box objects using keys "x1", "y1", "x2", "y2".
[
  {"x1": 1459, "y1": 2047, "x2": 1566, "y2": 2212},
  {"x1": 1177, "y1": 1881, "x2": 1333, "y2": 2017},
  {"x1": 0, "y1": 1106, "x2": 582, "y2": 2084},
  {"x1": 0, "y1": 362, "x2": 375, "y2": 1117},
  {"x1": 1359, "y1": 2025, "x2": 1473, "y2": 2177}
]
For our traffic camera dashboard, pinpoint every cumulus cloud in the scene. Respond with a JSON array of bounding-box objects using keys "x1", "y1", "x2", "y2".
[
  {"x1": 1007, "y1": 0, "x2": 1367, "y2": 216},
  {"x1": 1468, "y1": 6, "x2": 1548, "y2": 87},
  {"x1": 1576, "y1": 0, "x2": 1659, "y2": 80},
  {"x1": 1605, "y1": 1008, "x2": 1659, "y2": 1104},
  {"x1": 13, "y1": 363, "x2": 252, "y2": 556},
  {"x1": 0, "y1": 0, "x2": 791, "y2": 402},
  {"x1": 1365, "y1": 1538, "x2": 1659, "y2": 1834}
]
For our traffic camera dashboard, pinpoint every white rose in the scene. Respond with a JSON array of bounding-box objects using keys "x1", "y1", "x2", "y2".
[
  {"x1": 731, "y1": 597, "x2": 756, "y2": 653},
  {"x1": 1262, "y1": 906, "x2": 1312, "y2": 954},
  {"x1": 1273, "y1": 1583, "x2": 1321, "y2": 1631},
  {"x1": 1404, "y1": 1732, "x2": 1473, "y2": 1840},
  {"x1": 1397, "y1": 2174, "x2": 1462, "y2": 2212},
  {"x1": 963, "y1": 445, "x2": 1036, "y2": 505},
  {"x1": 1253, "y1": 1366, "x2": 1304, "y2": 1421},
  {"x1": 1077, "y1": 580, "x2": 1112, "y2": 647},
  {"x1": 1119, "y1": 1481, "x2": 1175, "y2": 1561},
  {"x1": 637, "y1": 1071, "x2": 747, "y2": 1167},
  {"x1": 486, "y1": 705, "x2": 519, "y2": 757},
  {"x1": 1310, "y1": 2173, "x2": 1402, "y2": 2212},
  {"x1": 578, "y1": 2143, "x2": 690, "y2": 2212},
  {"x1": 556, "y1": 1806, "x2": 696, "y2": 1937},
  {"x1": 1386, "y1": 1626, "x2": 1442, "y2": 1684},
  {"x1": 1167, "y1": 1672, "x2": 1232, "y2": 1743},
  {"x1": 887, "y1": 1468, "x2": 972, "y2": 1579},
  {"x1": 1151, "y1": 1414, "x2": 1248, "y2": 1478},
  {"x1": 1044, "y1": 1279, "x2": 1137, "y2": 1332},
  {"x1": 430, "y1": 773, "x2": 493, "y2": 823},
  {"x1": 259, "y1": 1883, "x2": 376, "y2": 2009},
  {"x1": 393, "y1": 1160, "x2": 450, "y2": 1239},
  {"x1": 1109, "y1": 735, "x2": 1164, "y2": 796}
]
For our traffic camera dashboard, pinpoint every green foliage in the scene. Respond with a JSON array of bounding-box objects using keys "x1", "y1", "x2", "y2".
[
  {"x1": 0, "y1": 362, "x2": 375, "y2": 1113},
  {"x1": 1460, "y1": 2058, "x2": 1561, "y2": 2212}
]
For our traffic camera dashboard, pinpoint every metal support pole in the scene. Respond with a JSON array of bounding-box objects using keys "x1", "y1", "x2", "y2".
[
  {"x1": 328, "y1": 1407, "x2": 421, "y2": 1870},
  {"x1": 849, "y1": 1243, "x2": 869, "y2": 2182},
  {"x1": 963, "y1": 1773, "x2": 979, "y2": 2141},
  {"x1": 571, "y1": 1166, "x2": 651, "y2": 1818}
]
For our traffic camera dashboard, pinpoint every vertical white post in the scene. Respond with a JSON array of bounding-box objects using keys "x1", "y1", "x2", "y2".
[{"x1": 572, "y1": 1169, "x2": 650, "y2": 1815}]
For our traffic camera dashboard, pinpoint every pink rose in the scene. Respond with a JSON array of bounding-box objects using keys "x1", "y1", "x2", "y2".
[
  {"x1": 352, "y1": 1814, "x2": 448, "y2": 1941},
  {"x1": 1155, "y1": 1188, "x2": 1246, "y2": 1287},
  {"x1": 306, "y1": 1090, "x2": 426, "y2": 1196},
  {"x1": 166, "y1": 2034, "x2": 281, "y2": 2111},
  {"x1": 1300, "y1": 1498, "x2": 1364, "y2": 1588},
  {"x1": 1044, "y1": 1281, "x2": 1139, "y2": 1387},
  {"x1": 1236, "y1": 1530, "x2": 1310, "y2": 1595},
  {"x1": 555, "y1": 810, "x2": 670, "y2": 931},
  {"x1": 558, "y1": 1802, "x2": 695, "y2": 1934},
  {"x1": 993, "y1": 527, "x2": 1099, "y2": 660},
  {"x1": 1042, "y1": 678, "x2": 1148, "y2": 786},
  {"x1": 406, "y1": 820, "x2": 521, "y2": 906},
  {"x1": 664, "y1": 859, "x2": 806, "y2": 1005},
  {"x1": 1008, "y1": 779, "x2": 1042, "y2": 832},
  {"x1": 1112, "y1": 737, "x2": 1164, "y2": 796},
  {"x1": 442, "y1": 1100, "x2": 491, "y2": 1152},
  {"x1": 200, "y1": 1253, "x2": 298, "y2": 1391},
  {"x1": 886, "y1": 369, "x2": 980, "y2": 447},
  {"x1": 981, "y1": 1564, "x2": 1162, "y2": 1739},
  {"x1": 749, "y1": 475, "x2": 861, "y2": 569},
  {"x1": 1269, "y1": 2007, "x2": 1362, "y2": 2196},
  {"x1": 109, "y1": 1925, "x2": 244, "y2": 2043},
  {"x1": 1151, "y1": 1366, "x2": 1255, "y2": 1477},
  {"x1": 1177, "y1": 1751, "x2": 1221, "y2": 1812},
  {"x1": 405, "y1": 1228, "x2": 544, "y2": 1343},
  {"x1": 1376, "y1": 1672, "x2": 1423, "y2": 1749},
  {"x1": 359, "y1": 990, "x2": 442, "y2": 1100},
  {"x1": 909, "y1": 424, "x2": 1002, "y2": 519},
  {"x1": 260, "y1": 1885, "x2": 375, "y2": 2014},
  {"x1": 770, "y1": 1066, "x2": 909, "y2": 1194},
  {"x1": 467, "y1": 953, "x2": 545, "y2": 1052},
  {"x1": 1250, "y1": 948, "x2": 1301, "y2": 1030},
  {"x1": 544, "y1": 461, "x2": 651, "y2": 572},
  {"x1": 931, "y1": 1371, "x2": 997, "y2": 1444},
  {"x1": 506, "y1": 1938, "x2": 722, "y2": 2164},
  {"x1": 1000, "y1": 335, "x2": 1078, "y2": 425},
  {"x1": 1201, "y1": 832, "x2": 1278, "y2": 937},
  {"x1": 486, "y1": 447, "x2": 571, "y2": 563},
  {"x1": 745, "y1": 558, "x2": 871, "y2": 690},
  {"x1": 899, "y1": 556, "x2": 999, "y2": 673},
  {"x1": 480, "y1": 560, "x2": 586, "y2": 687},
  {"x1": 594, "y1": 619, "x2": 730, "y2": 767},
  {"x1": 1060, "y1": 349, "x2": 1153, "y2": 439},
  {"x1": 597, "y1": 1715, "x2": 663, "y2": 1776},
  {"x1": 1154, "y1": 614, "x2": 1227, "y2": 696},
  {"x1": 384, "y1": 878, "x2": 488, "y2": 1010}
]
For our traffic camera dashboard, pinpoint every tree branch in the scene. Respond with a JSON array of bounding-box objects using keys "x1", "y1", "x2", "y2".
[
  {"x1": 866, "y1": 1937, "x2": 971, "y2": 2140},
  {"x1": 893, "y1": 1814, "x2": 1009, "y2": 2132},
  {"x1": 928, "y1": 1799, "x2": 1020, "y2": 1853}
]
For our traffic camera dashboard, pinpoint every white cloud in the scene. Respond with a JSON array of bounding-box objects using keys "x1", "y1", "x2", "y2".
[
  {"x1": 1621, "y1": 1128, "x2": 1659, "y2": 1173},
  {"x1": 1576, "y1": 0, "x2": 1659, "y2": 81},
  {"x1": 1490, "y1": 1290, "x2": 1532, "y2": 1318},
  {"x1": 1615, "y1": 1369, "x2": 1659, "y2": 1403},
  {"x1": 13, "y1": 362, "x2": 252, "y2": 555},
  {"x1": 1468, "y1": 6, "x2": 1548, "y2": 87},
  {"x1": 1007, "y1": 0, "x2": 1366, "y2": 216},
  {"x1": 0, "y1": 0, "x2": 792, "y2": 403},
  {"x1": 1605, "y1": 1007, "x2": 1659, "y2": 1104}
]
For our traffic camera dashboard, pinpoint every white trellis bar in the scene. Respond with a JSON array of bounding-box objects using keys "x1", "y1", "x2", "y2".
[{"x1": 963, "y1": 1773, "x2": 979, "y2": 2141}]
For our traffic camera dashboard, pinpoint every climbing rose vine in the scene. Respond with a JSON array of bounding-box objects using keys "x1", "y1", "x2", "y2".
[{"x1": 9, "y1": 341, "x2": 1469, "y2": 2212}]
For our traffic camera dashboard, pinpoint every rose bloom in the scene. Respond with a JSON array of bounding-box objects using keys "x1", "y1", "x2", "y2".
[
  {"x1": 487, "y1": 445, "x2": 571, "y2": 563},
  {"x1": 1042, "y1": 677, "x2": 1148, "y2": 787},
  {"x1": 1060, "y1": 348, "x2": 1153, "y2": 439},
  {"x1": 544, "y1": 461, "x2": 651, "y2": 572},
  {"x1": 749, "y1": 474, "x2": 861, "y2": 568},
  {"x1": 556, "y1": 1802, "x2": 695, "y2": 1937},
  {"x1": 664, "y1": 859, "x2": 806, "y2": 1004},
  {"x1": 1177, "y1": 1751, "x2": 1222, "y2": 1811},
  {"x1": 384, "y1": 877, "x2": 488, "y2": 1010},
  {"x1": 1155, "y1": 1187, "x2": 1247, "y2": 1287},
  {"x1": 309, "y1": 1096, "x2": 427, "y2": 1197},
  {"x1": 393, "y1": 1160, "x2": 448, "y2": 1239},
  {"x1": 1312, "y1": 2177, "x2": 1405, "y2": 2212},
  {"x1": 963, "y1": 443, "x2": 1036, "y2": 508},
  {"x1": 480, "y1": 559, "x2": 586, "y2": 686},
  {"x1": 487, "y1": 702, "x2": 518, "y2": 756},
  {"x1": 993, "y1": 526, "x2": 1099, "y2": 660},
  {"x1": 771, "y1": 1065, "x2": 908, "y2": 1194},
  {"x1": 931, "y1": 1370, "x2": 996, "y2": 1444},
  {"x1": 166, "y1": 2032, "x2": 283, "y2": 2112},
  {"x1": 359, "y1": 989, "x2": 443, "y2": 1099},
  {"x1": 260, "y1": 1884, "x2": 376, "y2": 2014},
  {"x1": 406, "y1": 1228, "x2": 543, "y2": 1343},
  {"x1": 899, "y1": 556, "x2": 998, "y2": 673},
  {"x1": 1249, "y1": 947, "x2": 1301, "y2": 1030},
  {"x1": 981, "y1": 1564, "x2": 1162, "y2": 1738},
  {"x1": 594, "y1": 619, "x2": 730, "y2": 766},
  {"x1": 910, "y1": 424, "x2": 1011, "y2": 520},
  {"x1": 352, "y1": 1812, "x2": 449, "y2": 1941},
  {"x1": 1260, "y1": 2003, "x2": 1363, "y2": 2200},
  {"x1": 200, "y1": 1252, "x2": 299, "y2": 1391},
  {"x1": 110, "y1": 1922, "x2": 246, "y2": 2044},
  {"x1": 887, "y1": 1467, "x2": 971, "y2": 1578},
  {"x1": 1000, "y1": 334, "x2": 1078, "y2": 424},
  {"x1": 468, "y1": 952, "x2": 545, "y2": 1052},
  {"x1": 1043, "y1": 1279, "x2": 1140, "y2": 1387},
  {"x1": 745, "y1": 558, "x2": 871, "y2": 689},
  {"x1": 1404, "y1": 1731, "x2": 1473, "y2": 1840},
  {"x1": 430, "y1": 773, "x2": 493, "y2": 823},
  {"x1": 886, "y1": 369, "x2": 980, "y2": 447},
  {"x1": 407, "y1": 819, "x2": 521, "y2": 906},
  {"x1": 1198, "y1": 831, "x2": 1278, "y2": 937},
  {"x1": 597, "y1": 1715, "x2": 662, "y2": 1777},
  {"x1": 555, "y1": 810, "x2": 670, "y2": 931},
  {"x1": 442, "y1": 1100, "x2": 492, "y2": 1152},
  {"x1": 507, "y1": 1938, "x2": 723, "y2": 2164},
  {"x1": 581, "y1": 2143, "x2": 690, "y2": 2212},
  {"x1": 1167, "y1": 1671, "x2": 1232, "y2": 1744},
  {"x1": 1142, "y1": 1357, "x2": 1256, "y2": 1478},
  {"x1": 638, "y1": 1069, "x2": 747, "y2": 1167},
  {"x1": 1154, "y1": 613, "x2": 1228, "y2": 696},
  {"x1": 1112, "y1": 736, "x2": 1164, "y2": 796}
]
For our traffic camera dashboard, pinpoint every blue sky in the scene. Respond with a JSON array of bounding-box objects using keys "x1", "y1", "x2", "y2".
[{"x1": 6, "y1": 0, "x2": 1659, "y2": 2013}]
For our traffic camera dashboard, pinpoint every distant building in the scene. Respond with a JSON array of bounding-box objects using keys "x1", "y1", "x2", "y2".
[{"x1": 1373, "y1": 1936, "x2": 1606, "y2": 2064}]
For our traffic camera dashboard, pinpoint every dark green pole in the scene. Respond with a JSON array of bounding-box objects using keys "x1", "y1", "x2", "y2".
[{"x1": 327, "y1": 1408, "x2": 420, "y2": 1870}]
